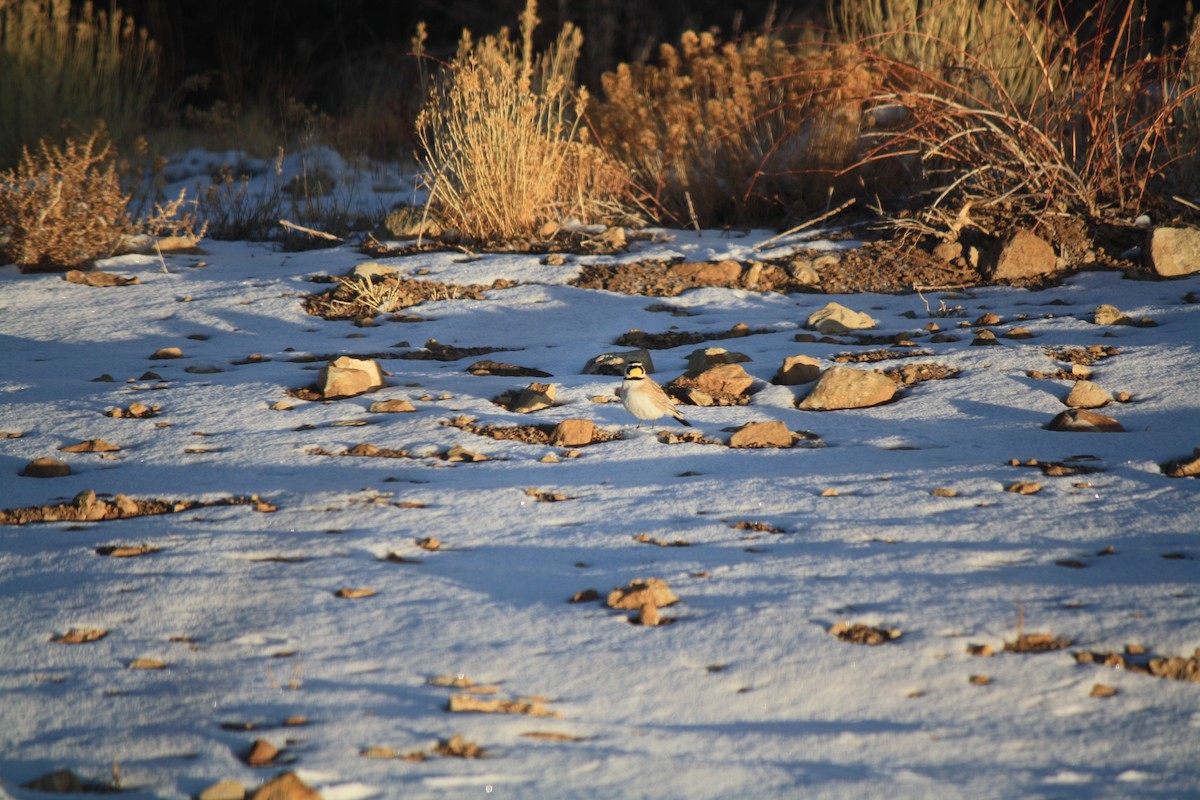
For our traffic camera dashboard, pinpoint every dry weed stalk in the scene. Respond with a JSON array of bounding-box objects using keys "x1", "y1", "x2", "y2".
[
  {"x1": 594, "y1": 28, "x2": 874, "y2": 226},
  {"x1": 0, "y1": 125, "x2": 133, "y2": 270},
  {"x1": 415, "y1": 0, "x2": 628, "y2": 242}
]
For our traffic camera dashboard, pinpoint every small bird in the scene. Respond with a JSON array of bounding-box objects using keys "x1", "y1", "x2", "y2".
[{"x1": 619, "y1": 361, "x2": 691, "y2": 427}]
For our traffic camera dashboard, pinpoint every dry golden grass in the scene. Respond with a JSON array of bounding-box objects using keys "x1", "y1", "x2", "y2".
[
  {"x1": 593, "y1": 28, "x2": 875, "y2": 227},
  {"x1": 0, "y1": 0, "x2": 158, "y2": 169},
  {"x1": 0, "y1": 126, "x2": 133, "y2": 271},
  {"x1": 414, "y1": 1, "x2": 629, "y2": 242}
]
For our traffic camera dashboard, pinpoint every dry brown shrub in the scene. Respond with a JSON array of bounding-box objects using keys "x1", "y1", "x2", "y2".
[
  {"x1": 593, "y1": 29, "x2": 876, "y2": 226},
  {"x1": 0, "y1": 126, "x2": 132, "y2": 271},
  {"x1": 415, "y1": 1, "x2": 630, "y2": 242}
]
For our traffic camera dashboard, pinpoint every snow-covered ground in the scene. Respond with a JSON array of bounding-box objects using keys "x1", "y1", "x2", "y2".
[{"x1": 1, "y1": 154, "x2": 1199, "y2": 799}]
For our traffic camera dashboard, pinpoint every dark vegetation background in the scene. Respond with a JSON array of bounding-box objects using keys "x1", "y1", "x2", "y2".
[{"x1": 113, "y1": 0, "x2": 1195, "y2": 123}]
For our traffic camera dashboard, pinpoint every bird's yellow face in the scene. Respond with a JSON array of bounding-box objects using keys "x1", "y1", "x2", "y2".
[{"x1": 624, "y1": 361, "x2": 646, "y2": 380}]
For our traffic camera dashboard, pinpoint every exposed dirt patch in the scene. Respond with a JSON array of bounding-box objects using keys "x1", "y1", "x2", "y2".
[
  {"x1": 829, "y1": 620, "x2": 902, "y2": 645},
  {"x1": 615, "y1": 322, "x2": 771, "y2": 350},
  {"x1": 441, "y1": 415, "x2": 622, "y2": 446},
  {"x1": 884, "y1": 362, "x2": 961, "y2": 386},
  {"x1": 1, "y1": 491, "x2": 272, "y2": 525},
  {"x1": 1009, "y1": 456, "x2": 1105, "y2": 477},
  {"x1": 304, "y1": 275, "x2": 515, "y2": 320},
  {"x1": 1075, "y1": 646, "x2": 1200, "y2": 682},
  {"x1": 1004, "y1": 632, "x2": 1073, "y2": 653},
  {"x1": 833, "y1": 348, "x2": 934, "y2": 364}
]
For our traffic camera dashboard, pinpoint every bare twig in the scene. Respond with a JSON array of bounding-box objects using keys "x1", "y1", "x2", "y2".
[
  {"x1": 753, "y1": 198, "x2": 857, "y2": 251},
  {"x1": 279, "y1": 219, "x2": 343, "y2": 241}
]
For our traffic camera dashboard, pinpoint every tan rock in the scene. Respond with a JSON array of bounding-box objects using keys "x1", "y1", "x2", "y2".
[
  {"x1": 1065, "y1": 380, "x2": 1112, "y2": 409},
  {"x1": 20, "y1": 457, "x2": 71, "y2": 477},
  {"x1": 1146, "y1": 226, "x2": 1200, "y2": 277},
  {"x1": 774, "y1": 354, "x2": 822, "y2": 385},
  {"x1": 669, "y1": 259, "x2": 741, "y2": 284},
  {"x1": 685, "y1": 347, "x2": 750, "y2": 371},
  {"x1": 806, "y1": 302, "x2": 877, "y2": 334},
  {"x1": 678, "y1": 363, "x2": 754, "y2": 398},
  {"x1": 728, "y1": 420, "x2": 793, "y2": 449},
  {"x1": 368, "y1": 398, "x2": 416, "y2": 413},
  {"x1": 607, "y1": 578, "x2": 678, "y2": 610},
  {"x1": 985, "y1": 229, "x2": 1058, "y2": 281},
  {"x1": 1093, "y1": 304, "x2": 1133, "y2": 325},
  {"x1": 549, "y1": 418, "x2": 594, "y2": 447},
  {"x1": 511, "y1": 382, "x2": 556, "y2": 413},
  {"x1": 351, "y1": 261, "x2": 400, "y2": 281},
  {"x1": 1047, "y1": 409, "x2": 1125, "y2": 432},
  {"x1": 798, "y1": 366, "x2": 896, "y2": 410},
  {"x1": 638, "y1": 603, "x2": 662, "y2": 627},
  {"x1": 244, "y1": 738, "x2": 279, "y2": 766},
  {"x1": 199, "y1": 779, "x2": 247, "y2": 800},
  {"x1": 251, "y1": 772, "x2": 320, "y2": 800},
  {"x1": 317, "y1": 355, "x2": 384, "y2": 399},
  {"x1": 1163, "y1": 448, "x2": 1200, "y2": 477},
  {"x1": 150, "y1": 346, "x2": 184, "y2": 359}
]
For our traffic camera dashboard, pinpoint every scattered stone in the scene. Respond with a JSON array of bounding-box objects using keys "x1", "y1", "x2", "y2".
[
  {"x1": 1146, "y1": 226, "x2": 1200, "y2": 277},
  {"x1": 51, "y1": 628, "x2": 108, "y2": 644},
  {"x1": 1006, "y1": 481, "x2": 1042, "y2": 494},
  {"x1": 317, "y1": 355, "x2": 385, "y2": 399},
  {"x1": 150, "y1": 346, "x2": 184, "y2": 359},
  {"x1": 669, "y1": 363, "x2": 754, "y2": 406},
  {"x1": 582, "y1": 349, "x2": 654, "y2": 376},
  {"x1": 806, "y1": 302, "x2": 877, "y2": 334},
  {"x1": 369, "y1": 398, "x2": 416, "y2": 413},
  {"x1": 1092, "y1": 304, "x2": 1134, "y2": 325},
  {"x1": 511, "y1": 382, "x2": 557, "y2": 413},
  {"x1": 198, "y1": 778, "x2": 247, "y2": 800},
  {"x1": 64, "y1": 269, "x2": 139, "y2": 287},
  {"x1": 971, "y1": 329, "x2": 1000, "y2": 346},
  {"x1": 129, "y1": 657, "x2": 167, "y2": 670},
  {"x1": 549, "y1": 418, "x2": 595, "y2": 447},
  {"x1": 1047, "y1": 409, "x2": 1125, "y2": 432},
  {"x1": 58, "y1": 439, "x2": 121, "y2": 453},
  {"x1": 637, "y1": 603, "x2": 662, "y2": 627},
  {"x1": 569, "y1": 589, "x2": 601, "y2": 603},
  {"x1": 22, "y1": 770, "x2": 87, "y2": 792},
  {"x1": 20, "y1": 457, "x2": 71, "y2": 477},
  {"x1": 829, "y1": 621, "x2": 901, "y2": 645},
  {"x1": 974, "y1": 312, "x2": 1001, "y2": 326},
  {"x1": 686, "y1": 347, "x2": 751, "y2": 371},
  {"x1": 1065, "y1": 380, "x2": 1112, "y2": 409},
  {"x1": 798, "y1": 366, "x2": 896, "y2": 410},
  {"x1": 107, "y1": 401, "x2": 160, "y2": 418},
  {"x1": 967, "y1": 643, "x2": 994, "y2": 657},
  {"x1": 969, "y1": 674, "x2": 993, "y2": 686},
  {"x1": 1091, "y1": 683, "x2": 1118, "y2": 698},
  {"x1": 1004, "y1": 632, "x2": 1072, "y2": 653},
  {"x1": 727, "y1": 420, "x2": 793, "y2": 449},
  {"x1": 243, "y1": 738, "x2": 279, "y2": 767},
  {"x1": 416, "y1": 536, "x2": 441, "y2": 551},
  {"x1": 669, "y1": 259, "x2": 741, "y2": 285},
  {"x1": 467, "y1": 360, "x2": 552, "y2": 378},
  {"x1": 607, "y1": 577, "x2": 678, "y2": 610},
  {"x1": 774, "y1": 354, "x2": 822, "y2": 385},
  {"x1": 1003, "y1": 327, "x2": 1035, "y2": 339},
  {"x1": 448, "y1": 694, "x2": 560, "y2": 717},
  {"x1": 251, "y1": 771, "x2": 320, "y2": 800},
  {"x1": 931, "y1": 487, "x2": 958, "y2": 497},
  {"x1": 442, "y1": 445, "x2": 488, "y2": 463},
  {"x1": 1162, "y1": 448, "x2": 1200, "y2": 477},
  {"x1": 96, "y1": 542, "x2": 159, "y2": 557},
  {"x1": 932, "y1": 241, "x2": 963, "y2": 262},
  {"x1": 351, "y1": 261, "x2": 401, "y2": 281},
  {"x1": 434, "y1": 734, "x2": 483, "y2": 759},
  {"x1": 334, "y1": 587, "x2": 376, "y2": 599},
  {"x1": 984, "y1": 229, "x2": 1058, "y2": 281}
]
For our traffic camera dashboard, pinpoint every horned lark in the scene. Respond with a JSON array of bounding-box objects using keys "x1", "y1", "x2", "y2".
[{"x1": 619, "y1": 361, "x2": 691, "y2": 427}]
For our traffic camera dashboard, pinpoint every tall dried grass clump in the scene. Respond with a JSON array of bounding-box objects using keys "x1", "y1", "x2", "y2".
[
  {"x1": 415, "y1": 1, "x2": 628, "y2": 242},
  {"x1": 0, "y1": 126, "x2": 132, "y2": 270},
  {"x1": 844, "y1": 0, "x2": 1200, "y2": 218},
  {"x1": 0, "y1": 0, "x2": 159, "y2": 169},
  {"x1": 594, "y1": 29, "x2": 876, "y2": 227}
]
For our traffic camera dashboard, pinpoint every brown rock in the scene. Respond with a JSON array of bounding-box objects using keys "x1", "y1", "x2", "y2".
[
  {"x1": 677, "y1": 363, "x2": 754, "y2": 398},
  {"x1": 728, "y1": 421, "x2": 793, "y2": 449},
  {"x1": 64, "y1": 269, "x2": 138, "y2": 287},
  {"x1": 1093, "y1": 304, "x2": 1133, "y2": 325},
  {"x1": 806, "y1": 302, "x2": 877, "y2": 334},
  {"x1": 798, "y1": 366, "x2": 896, "y2": 411},
  {"x1": 1065, "y1": 380, "x2": 1112, "y2": 409},
  {"x1": 511, "y1": 382, "x2": 556, "y2": 413},
  {"x1": 971, "y1": 329, "x2": 1000, "y2": 346},
  {"x1": 686, "y1": 347, "x2": 751, "y2": 371},
  {"x1": 59, "y1": 438, "x2": 121, "y2": 453},
  {"x1": 20, "y1": 457, "x2": 71, "y2": 477},
  {"x1": 244, "y1": 738, "x2": 279, "y2": 766},
  {"x1": 1162, "y1": 448, "x2": 1200, "y2": 477},
  {"x1": 607, "y1": 578, "x2": 678, "y2": 610},
  {"x1": 150, "y1": 346, "x2": 184, "y2": 359},
  {"x1": 774, "y1": 354, "x2": 822, "y2": 385},
  {"x1": 638, "y1": 603, "x2": 662, "y2": 627},
  {"x1": 368, "y1": 399, "x2": 416, "y2": 413},
  {"x1": 1047, "y1": 409, "x2": 1125, "y2": 432},
  {"x1": 22, "y1": 770, "x2": 86, "y2": 792},
  {"x1": 317, "y1": 355, "x2": 384, "y2": 399},
  {"x1": 549, "y1": 418, "x2": 595, "y2": 447},
  {"x1": 1146, "y1": 226, "x2": 1200, "y2": 277},
  {"x1": 669, "y1": 259, "x2": 741, "y2": 284},
  {"x1": 932, "y1": 241, "x2": 963, "y2": 263},
  {"x1": 199, "y1": 779, "x2": 247, "y2": 800},
  {"x1": 985, "y1": 229, "x2": 1058, "y2": 281},
  {"x1": 251, "y1": 772, "x2": 320, "y2": 800}
]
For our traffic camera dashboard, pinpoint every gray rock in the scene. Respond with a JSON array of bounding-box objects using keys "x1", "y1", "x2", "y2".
[{"x1": 583, "y1": 349, "x2": 653, "y2": 376}]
